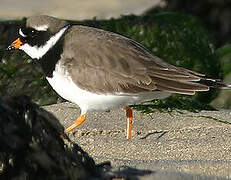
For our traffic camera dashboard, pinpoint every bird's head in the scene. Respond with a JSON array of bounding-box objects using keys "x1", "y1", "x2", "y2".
[{"x1": 7, "y1": 15, "x2": 70, "y2": 60}]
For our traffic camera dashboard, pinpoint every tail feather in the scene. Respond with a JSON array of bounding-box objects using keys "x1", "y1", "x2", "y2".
[
  {"x1": 172, "y1": 67, "x2": 231, "y2": 90},
  {"x1": 199, "y1": 78, "x2": 231, "y2": 89},
  {"x1": 147, "y1": 63, "x2": 231, "y2": 94}
]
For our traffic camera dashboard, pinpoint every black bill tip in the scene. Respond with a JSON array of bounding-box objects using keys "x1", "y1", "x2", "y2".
[{"x1": 6, "y1": 45, "x2": 15, "y2": 51}]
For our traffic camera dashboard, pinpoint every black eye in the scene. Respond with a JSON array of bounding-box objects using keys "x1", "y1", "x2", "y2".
[{"x1": 30, "y1": 29, "x2": 38, "y2": 35}]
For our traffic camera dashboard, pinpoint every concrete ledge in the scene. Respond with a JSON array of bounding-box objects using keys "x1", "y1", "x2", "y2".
[{"x1": 43, "y1": 102, "x2": 231, "y2": 179}]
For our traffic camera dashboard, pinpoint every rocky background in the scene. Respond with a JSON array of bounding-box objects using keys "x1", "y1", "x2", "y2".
[
  {"x1": 1, "y1": 0, "x2": 231, "y2": 109},
  {"x1": 1, "y1": 1, "x2": 231, "y2": 179}
]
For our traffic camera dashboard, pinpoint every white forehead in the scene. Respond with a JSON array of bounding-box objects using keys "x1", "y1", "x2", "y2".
[{"x1": 33, "y1": 25, "x2": 48, "y2": 31}]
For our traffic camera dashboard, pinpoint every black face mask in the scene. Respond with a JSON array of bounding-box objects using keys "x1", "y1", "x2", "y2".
[{"x1": 19, "y1": 27, "x2": 51, "y2": 47}]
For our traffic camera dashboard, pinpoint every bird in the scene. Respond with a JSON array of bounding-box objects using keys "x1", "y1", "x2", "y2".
[{"x1": 7, "y1": 15, "x2": 230, "y2": 139}]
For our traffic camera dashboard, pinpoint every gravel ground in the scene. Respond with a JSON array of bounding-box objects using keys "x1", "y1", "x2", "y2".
[{"x1": 44, "y1": 102, "x2": 231, "y2": 179}]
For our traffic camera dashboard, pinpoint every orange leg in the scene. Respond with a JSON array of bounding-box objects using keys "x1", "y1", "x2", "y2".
[
  {"x1": 125, "y1": 106, "x2": 133, "y2": 140},
  {"x1": 65, "y1": 115, "x2": 87, "y2": 133}
]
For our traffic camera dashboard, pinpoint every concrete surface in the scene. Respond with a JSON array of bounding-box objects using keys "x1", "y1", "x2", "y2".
[{"x1": 44, "y1": 102, "x2": 231, "y2": 179}]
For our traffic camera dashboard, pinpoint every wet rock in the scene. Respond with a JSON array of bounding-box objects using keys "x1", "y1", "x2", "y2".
[
  {"x1": 165, "y1": 0, "x2": 231, "y2": 46},
  {"x1": 0, "y1": 95, "x2": 98, "y2": 180},
  {"x1": 0, "y1": 95, "x2": 156, "y2": 180}
]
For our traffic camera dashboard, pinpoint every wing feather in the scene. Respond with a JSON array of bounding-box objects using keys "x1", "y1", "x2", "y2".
[{"x1": 62, "y1": 25, "x2": 209, "y2": 95}]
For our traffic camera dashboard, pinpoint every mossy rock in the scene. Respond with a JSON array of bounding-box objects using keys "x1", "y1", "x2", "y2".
[{"x1": 0, "y1": 12, "x2": 219, "y2": 110}]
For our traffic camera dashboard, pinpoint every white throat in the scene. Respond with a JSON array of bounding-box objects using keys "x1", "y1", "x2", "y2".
[{"x1": 19, "y1": 25, "x2": 69, "y2": 60}]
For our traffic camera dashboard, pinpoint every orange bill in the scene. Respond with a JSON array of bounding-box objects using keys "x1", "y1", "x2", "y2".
[{"x1": 10, "y1": 38, "x2": 23, "y2": 49}]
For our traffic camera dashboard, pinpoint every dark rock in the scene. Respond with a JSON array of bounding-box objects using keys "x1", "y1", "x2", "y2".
[
  {"x1": 164, "y1": 0, "x2": 231, "y2": 46},
  {"x1": 0, "y1": 49, "x2": 4, "y2": 62},
  {"x1": 0, "y1": 95, "x2": 98, "y2": 180},
  {"x1": 0, "y1": 95, "x2": 156, "y2": 180}
]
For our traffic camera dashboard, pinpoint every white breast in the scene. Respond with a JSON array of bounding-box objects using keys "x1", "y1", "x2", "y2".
[{"x1": 46, "y1": 62, "x2": 171, "y2": 115}]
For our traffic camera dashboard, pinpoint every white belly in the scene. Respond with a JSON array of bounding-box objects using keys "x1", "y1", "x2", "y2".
[{"x1": 46, "y1": 64, "x2": 171, "y2": 114}]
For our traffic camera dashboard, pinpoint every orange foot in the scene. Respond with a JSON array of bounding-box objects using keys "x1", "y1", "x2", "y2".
[
  {"x1": 65, "y1": 114, "x2": 87, "y2": 133},
  {"x1": 65, "y1": 109, "x2": 133, "y2": 140}
]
